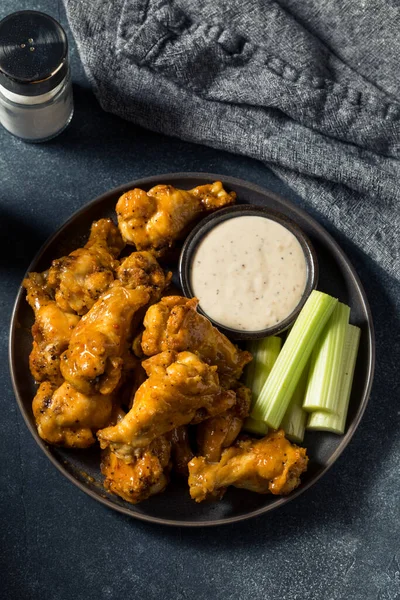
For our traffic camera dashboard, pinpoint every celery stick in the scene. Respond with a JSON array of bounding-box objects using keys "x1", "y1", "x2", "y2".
[
  {"x1": 280, "y1": 363, "x2": 309, "y2": 443},
  {"x1": 251, "y1": 291, "x2": 338, "y2": 429},
  {"x1": 244, "y1": 336, "x2": 282, "y2": 400},
  {"x1": 303, "y1": 302, "x2": 350, "y2": 413},
  {"x1": 243, "y1": 416, "x2": 269, "y2": 436},
  {"x1": 307, "y1": 324, "x2": 360, "y2": 434},
  {"x1": 242, "y1": 337, "x2": 281, "y2": 437}
]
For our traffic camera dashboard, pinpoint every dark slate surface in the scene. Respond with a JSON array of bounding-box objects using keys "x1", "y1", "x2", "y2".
[{"x1": 1, "y1": 2, "x2": 399, "y2": 600}]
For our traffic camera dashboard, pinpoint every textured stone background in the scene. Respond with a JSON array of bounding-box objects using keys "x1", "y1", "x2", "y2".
[{"x1": 0, "y1": 2, "x2": 399, "y2": 599}]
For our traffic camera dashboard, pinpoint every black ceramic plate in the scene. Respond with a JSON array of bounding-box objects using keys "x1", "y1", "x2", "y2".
[{"x1": 9, "y1": 173, "x2": 375, "y2": 527}]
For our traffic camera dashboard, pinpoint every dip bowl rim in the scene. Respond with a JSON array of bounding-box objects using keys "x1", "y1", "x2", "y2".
[{"x1": 179, "y1": 204, "x2": 319, "y2": 340}]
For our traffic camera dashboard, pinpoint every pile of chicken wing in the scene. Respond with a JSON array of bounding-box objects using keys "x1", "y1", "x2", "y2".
[{"x1": 24, "y1": 181, "x2": 308, "y2": 505}]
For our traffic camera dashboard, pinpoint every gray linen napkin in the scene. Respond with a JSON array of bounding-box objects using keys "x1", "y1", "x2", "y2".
[{"x1": 64, "y1": 0, "x2": 400, "y2": 280}]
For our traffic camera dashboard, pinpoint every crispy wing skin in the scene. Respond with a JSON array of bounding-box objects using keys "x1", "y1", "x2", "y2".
[
  {"x1": 196, "y1": 384, "x2": 251, "y2": 462},
  {"x1": 116, "y1": 181, "x2": 235, "y2": 255},
  {"x1": 116, "y1": 251, "x2": 171, "y2": 301},
  {"x1": 47, "y1": 219, "x2": 124, "y2": 315},
  {"x1": 116, "y1": 252, "x2": 171, "y2": 344},
  {"x1": 141, "y1": 296, "x2": 252, "y2": 388},
  {"x1": 87, "y1": 218, "x2": 125, "y2": 257},
  {"x1": 23, "y1": 272, "x2": 80, "y2": 385},
  {"x1": 101, "y1": 436, "x2": 171, "y2": 504},
  {"x1": 60, "y1": 284, "x2": 150, "y2": 395},
  {"x1": 33, "y1": 381, "x2": 113, "y2": 447},
  {"x1": 169, "y1": 426, "x2": 194, "y2": 476},
  {"x1": 188, "y1": 430, "x2": 308, "y2": 502},
  {"x1": 97, "y1": 351, "x2": 236, "y2": 459}
]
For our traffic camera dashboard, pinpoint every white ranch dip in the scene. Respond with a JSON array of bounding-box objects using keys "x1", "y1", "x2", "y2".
[{"x1": 190, "y1": 215, "x2": 308, "y2": 331}]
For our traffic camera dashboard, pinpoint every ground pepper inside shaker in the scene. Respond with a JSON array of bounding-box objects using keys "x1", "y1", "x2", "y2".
[{"x1": 0, "y1": 10, "x2": 74, "y2": 142}]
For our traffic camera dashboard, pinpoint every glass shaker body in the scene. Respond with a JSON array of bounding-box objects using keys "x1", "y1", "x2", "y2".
[
  {"x1": 0, "y1": 68, "x2": 73, "y2": 142},
  {"x1": 0, "y1": 10, "x2": 74, "y2": 142}
]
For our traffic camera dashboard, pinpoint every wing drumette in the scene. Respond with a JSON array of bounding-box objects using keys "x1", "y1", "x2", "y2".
[
  {"x1": 101, "y1": 436, "x2": 172, "y2": 504},
  {"x1": 196, "y1": 383, "x2": 251, "y2": 462},
  {"x1": 23, "y1": 272, "x2": 80, "y2": 385},
  {"x1": 141, "y1": 296, "x2": 252, "y2": 388},
  {"x1": 60, "y1": 284, "x2": 150, "y2": 395},
  {"x1": 47, "y1": 218, "x2": 124, "y2": 315},
  {"x1": 116, "y1": 181, "x2": 235, "y2": 255},
  {"x1": 188, "y1": 430, "x2": 308, "y2": 502},
  {"x1": 33, "y1": 381, "x2": 113, "y2": 447},
  {"x1": 116, "y1": 250, "x2": 171, "y2": 302},
  {"x1": 97, "y1": 351, "x2": 236, "y2": 460}
]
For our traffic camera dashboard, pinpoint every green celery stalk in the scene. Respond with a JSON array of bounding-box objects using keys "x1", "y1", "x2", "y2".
[
  {"x1": 243, "y1": 336, "x2": 281, "y2": 437},
  {"x1": 302, "y1": 302, "x2": 350, "y2": 413},
  {"x1": 251, "y1": 290, "x2": 338, "y2": 429},
  {"x1": 280, "y1": 362, "x2": 309, "y2": 443},
  {"x1": 243, "y1": 336, "x2": 282, "y2": 400},
  {"x1": 243, "y1": 416, "x2": 269, "y2": 436},
  {"x1": 307, "y1": 324, "x2": 360, "y2": 434}
]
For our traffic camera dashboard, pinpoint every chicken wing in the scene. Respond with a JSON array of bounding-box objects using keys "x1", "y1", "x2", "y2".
[
  {"x1": 101, "y1": 436, "x2": 172, "y2": 504},
  {"x1": 47, "y1": 218, "x2": 124, "y2": 315},
  {"x1": 188, "y1": 430, "x2": 308, "y2": 502},
  {"x1": 196, "y1": 383, "x2": 251, "y2": 462},
  {"x1": 141, "y1": 296, "x2": 252, "y2": 388},
  {"x1": 23, "y1": 272, "x2": 80, "y2": 385},
  {"x1": 116, "y1": 251, "x2": 171, "y2": 301},
  {"x1": 169, "y1": 426, "x2": 194, "y2": 477},
  {"x1": 116, "y1": 181, "x2": 236, "y2": 255},
  {"x1": 60, "y1": 284, "x2": 150, "y2": 395},
  {"x1": 97, "y1": 351, "x2": 236, "y2": 460},
  {"x1": 33, "y1": 381, "x2": 113, "y2": 447}
]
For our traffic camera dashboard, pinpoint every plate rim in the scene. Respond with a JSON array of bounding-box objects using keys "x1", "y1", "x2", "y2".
[{"x1": 9, "y1": 171, "x2": 376, "y2": 527}]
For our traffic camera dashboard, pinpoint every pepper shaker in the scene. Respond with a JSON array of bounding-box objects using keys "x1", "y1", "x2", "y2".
[{"x1": 0, "y1": 10, "x2": 73, "y2": 142}]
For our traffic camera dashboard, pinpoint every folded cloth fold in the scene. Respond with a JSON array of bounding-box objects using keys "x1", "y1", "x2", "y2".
[{"x1": 64, "y1": 0, "x2": 400, "y2": 279}]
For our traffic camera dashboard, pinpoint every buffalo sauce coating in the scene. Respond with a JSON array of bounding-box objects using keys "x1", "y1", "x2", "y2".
[{"x1": 190, "y1": 216, "x2": 307, "y2": 331}]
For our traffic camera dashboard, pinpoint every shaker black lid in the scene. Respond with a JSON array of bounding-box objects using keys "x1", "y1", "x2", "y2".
[{"x1": 0, "y1": 10, "x2": 68, "y2": 96}]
